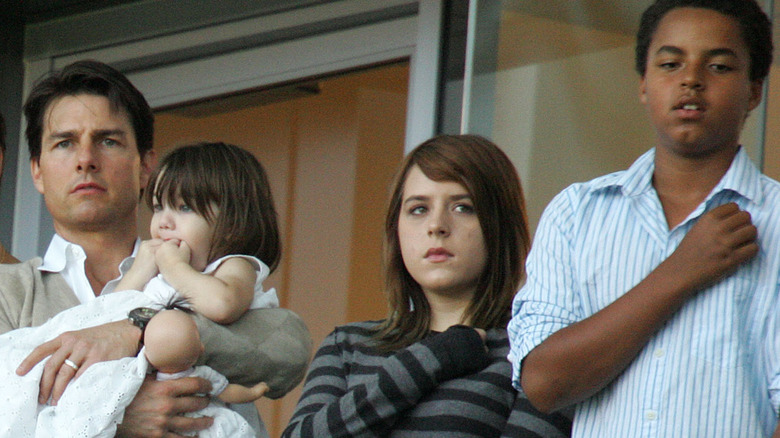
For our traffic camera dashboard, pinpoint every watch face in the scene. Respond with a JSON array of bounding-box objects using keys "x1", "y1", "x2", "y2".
[{"x1": 129, "y1": 307, "x2": 158, "y2": 322}]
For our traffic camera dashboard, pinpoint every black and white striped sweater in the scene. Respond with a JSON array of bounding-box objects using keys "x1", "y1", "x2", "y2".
[{"x1": 282, "y1": 321, "x2": 571, "y2": 437}]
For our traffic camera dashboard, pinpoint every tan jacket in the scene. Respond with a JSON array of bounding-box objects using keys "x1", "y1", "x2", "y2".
[{"x1": 0, "y1": 258, "x2": 312, "y2": 398}]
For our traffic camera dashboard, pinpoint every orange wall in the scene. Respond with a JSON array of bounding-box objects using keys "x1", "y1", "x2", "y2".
[{"x1": 151, "y1": 63, "x2": 408, "y2": 435}]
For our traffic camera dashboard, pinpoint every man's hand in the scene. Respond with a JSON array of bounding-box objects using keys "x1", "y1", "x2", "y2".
[
  {"x1": 16, "y1": 320, "x2": 141, "y2": 404},
  {"x1": 116, "y1": 375, "x2": 213, "y2": 437},
  {"x1": 668, "y1": 202, "x2": 758, "y2": 292}
]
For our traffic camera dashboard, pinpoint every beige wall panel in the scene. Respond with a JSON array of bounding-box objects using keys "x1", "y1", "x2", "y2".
[{"x1": 347, "y1": 87, "x2": 407, "y2": 323}]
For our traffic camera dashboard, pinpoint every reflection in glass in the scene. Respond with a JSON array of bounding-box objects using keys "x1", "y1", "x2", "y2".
[{"x1": 461, "y1": 1, "x2": 770, "y2": 231}]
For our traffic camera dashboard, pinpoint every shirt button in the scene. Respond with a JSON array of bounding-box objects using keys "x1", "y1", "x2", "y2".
[
  {"x1": 646, "y1": 410, "x2": 657, "y2": 420},
  {"x1": 654, "y1": 348, "x2": 665, "y2": 358}
]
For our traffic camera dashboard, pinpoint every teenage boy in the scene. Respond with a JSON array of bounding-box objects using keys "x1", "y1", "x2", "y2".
[
  {"x1": 0, "y1": 60, "x2": 311, "y2": 437},
  {"x1": 508, "y1": 0, "x2": 780, "y2": 436}
]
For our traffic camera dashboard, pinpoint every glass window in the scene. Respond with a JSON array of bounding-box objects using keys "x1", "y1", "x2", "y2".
[{"x1": 452, "y1": 0, "x2": 772, "y2": 232}]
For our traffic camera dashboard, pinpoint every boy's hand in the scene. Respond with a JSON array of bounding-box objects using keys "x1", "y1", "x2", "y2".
[{"x1": 669, "y1": 202, "x2": 758, "y2": 292}]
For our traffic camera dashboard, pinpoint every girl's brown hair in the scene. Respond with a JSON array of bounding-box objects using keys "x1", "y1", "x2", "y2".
[
  {"x1": 145, "y1": 142, "x2": 281, "y2": 271},
  {"x1": 374, "y1": 134, "x2": 530, "y2": 351}
]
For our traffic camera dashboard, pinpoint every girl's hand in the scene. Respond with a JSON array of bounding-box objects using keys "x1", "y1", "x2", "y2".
[
  {"x1": 156, "y1": 239, "x2": 191, "y2": 271},
  {"x1": 473, "y1": 328, "x2": 489, "y2": 353},
  {"x1": 131, "y1": 239, "x2": 163, "y2": 280},
  {"x1": 116, "y1": 239, "x2": 163, "y2": 292}
]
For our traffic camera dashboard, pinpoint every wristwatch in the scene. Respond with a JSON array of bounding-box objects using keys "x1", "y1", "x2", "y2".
[{"x1": 128, "y1": 307, "x2": 158, "y2": 343}]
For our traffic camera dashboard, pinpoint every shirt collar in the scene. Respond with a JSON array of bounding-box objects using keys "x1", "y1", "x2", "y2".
[
  {"x1": 589, "y1": 148, "x2": 655, "y2": 197},
  {"x1": 713, "y1": 146, "x2": 762, "y2": 206},
  {"x1": 39, "y1": 234, "x2": 142, "y2": 273},
  {"x1": 39, "y1": 234, "x2": 79, "y2": 273},
  {"x1": 105, "y1": 240, "x2": 141, "y2": 295},
  {"x1": 592, "y1": 147, "x2": 762, "y2": 206}
]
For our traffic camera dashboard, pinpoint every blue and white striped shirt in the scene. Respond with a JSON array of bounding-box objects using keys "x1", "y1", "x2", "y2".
[{"x1": 508, "y1": 147, "x2": 780, "y2": 437}]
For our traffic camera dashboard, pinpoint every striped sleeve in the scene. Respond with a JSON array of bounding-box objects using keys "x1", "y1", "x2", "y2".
[
  {"x1": 281, "y1": 324, "x2": 490, "y2": 437},
  {"x1": 507, "y1": 188, "x2": 582, "y2": 389},
  {"x1": 501, "y1": 393, "x2": 573, "y2": 438}
]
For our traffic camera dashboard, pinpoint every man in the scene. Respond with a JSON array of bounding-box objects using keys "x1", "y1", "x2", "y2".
[
  {"x1": 508, "y1": 0, "x2": 780, "y2": 436},
  {"x1": 0, "y1": 112, "x2": 19, "y2": 263},
  {"x1": 0, "y1": 60, "x2": 311, "y2": 436}
]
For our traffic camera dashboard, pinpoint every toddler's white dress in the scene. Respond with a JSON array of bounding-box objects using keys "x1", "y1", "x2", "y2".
[{"x1": 0, "y1": 255, "x2": 277, "y2": 438}]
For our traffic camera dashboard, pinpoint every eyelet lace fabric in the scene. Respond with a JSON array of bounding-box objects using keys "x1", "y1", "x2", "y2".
[{"x1": 0, "y1": 290, "x2": 255, "y2": 437}]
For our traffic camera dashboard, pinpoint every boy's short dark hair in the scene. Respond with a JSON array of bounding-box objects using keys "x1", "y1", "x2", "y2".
[
  {"x1": 635, "y1": 0, "x2": 773, "y2": 82},
  {"x1": 23, "y1": 60, "x2": 154, "y2": 161}
]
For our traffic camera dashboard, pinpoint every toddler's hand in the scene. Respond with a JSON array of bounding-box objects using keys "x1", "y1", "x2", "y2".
[
  {"x1": 130, "y1": 239, "x2": 163, "y2": 280},
  {"x1": 156, "y1": 239, "x2": 191, "y2": 270}
]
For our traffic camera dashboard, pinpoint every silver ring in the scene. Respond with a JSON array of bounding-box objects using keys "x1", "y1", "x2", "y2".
[{"x1": 63, "y1": 358, "x2": 79, "y2": 371}]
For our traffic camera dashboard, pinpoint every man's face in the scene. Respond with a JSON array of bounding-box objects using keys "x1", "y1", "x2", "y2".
[
  {"x1": 31, "y1": 94, "x2": 155, "y2": 236},
  {"x1": 639, "y1": 7, "x2": 763, "y2": 158}
]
